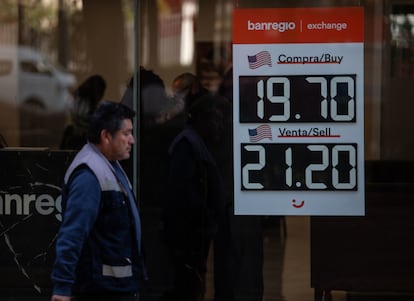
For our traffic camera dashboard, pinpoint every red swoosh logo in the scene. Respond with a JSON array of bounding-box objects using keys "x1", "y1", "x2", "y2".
[{"x1": 292, "y1": 199, "x2": 305, "y2": 208}]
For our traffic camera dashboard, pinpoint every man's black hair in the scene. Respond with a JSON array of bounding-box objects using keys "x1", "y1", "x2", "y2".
[{"x1": 87, "y1": 101, "x2": 136, "y2": 144}]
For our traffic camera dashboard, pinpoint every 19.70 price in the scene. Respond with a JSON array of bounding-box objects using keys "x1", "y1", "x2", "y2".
[{"x1": 239, "y1": 75, "x2": 356, "y2": 123}]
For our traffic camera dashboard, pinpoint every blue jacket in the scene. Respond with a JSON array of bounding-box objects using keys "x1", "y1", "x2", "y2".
[{"x1": 51, "y1": 143, "x2": 145, "y2": 296}]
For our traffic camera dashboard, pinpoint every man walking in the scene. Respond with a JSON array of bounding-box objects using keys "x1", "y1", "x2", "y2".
[{"x1": 51, "y1": 101, "x2": 145, "y2": 301}]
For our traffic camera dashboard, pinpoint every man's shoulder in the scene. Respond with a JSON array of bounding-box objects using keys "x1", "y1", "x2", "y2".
[
  {"x1": 67, "y1": 164, "x2": 98, "y2": 187},
  {"x1": 65, "y1": 144, "x2": 109, "y2": 182}
]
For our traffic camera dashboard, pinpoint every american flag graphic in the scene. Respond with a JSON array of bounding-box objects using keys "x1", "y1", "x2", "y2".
[
  {"x1": 248, "y1": 124, "x2": 272, "y2": 142},
  {"x1": 248, "y1": 51, "x2": 272, "y2": 69}
]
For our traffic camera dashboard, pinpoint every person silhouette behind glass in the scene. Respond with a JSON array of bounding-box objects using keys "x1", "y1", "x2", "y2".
[
  {"x1": 160, "y1": 92, "x2": 228, "y2": 301},
  {"x1": 60, "y1": 74, "x2": 106, "y2": 150}
]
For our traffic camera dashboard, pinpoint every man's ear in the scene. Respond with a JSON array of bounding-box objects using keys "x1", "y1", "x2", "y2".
[{"x1": 100, "y1": 129, "x2": 111, "y2": 144}]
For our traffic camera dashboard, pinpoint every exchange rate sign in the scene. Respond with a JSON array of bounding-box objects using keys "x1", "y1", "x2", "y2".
[{"x1": 232, "y1": 7, "x2": 365, "y2": 215}]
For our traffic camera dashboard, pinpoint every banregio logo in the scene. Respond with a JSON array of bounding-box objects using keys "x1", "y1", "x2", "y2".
[
  {"x1": 0, "y1": 183, "x2": 63, "y2": 222},
  {"x1": 247, "y1": 20, "x2": 296, "y2": 32}
]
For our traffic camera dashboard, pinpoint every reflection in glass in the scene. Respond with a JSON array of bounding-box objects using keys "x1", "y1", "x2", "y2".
[
  {"x1": 0, "y1": 0, "x2": 134, "y2": 148},
  {"x1": 390, "y1": 5, "x2": 414, "y2": 78}
]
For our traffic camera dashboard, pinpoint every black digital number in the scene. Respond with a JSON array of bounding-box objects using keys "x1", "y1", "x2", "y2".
[
  {"x1": 241, "y1": 143, "x2": 357, "y2": 191},
  {"x1": 239, "y1": 75, "x2": 356, "y2": 123}
]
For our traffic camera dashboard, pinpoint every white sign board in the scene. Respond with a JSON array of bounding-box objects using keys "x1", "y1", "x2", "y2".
[{"x1": 233, "y1": 7, "x2": 365, "y2": 215}]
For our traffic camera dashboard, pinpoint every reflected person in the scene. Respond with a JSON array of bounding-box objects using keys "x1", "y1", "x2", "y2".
[
  {"x1": 60, "y1": 74, "x2": 106, "y2": 150},
  {"x1": 161, "y1": 93, "x2": 227, "y2": 301}
]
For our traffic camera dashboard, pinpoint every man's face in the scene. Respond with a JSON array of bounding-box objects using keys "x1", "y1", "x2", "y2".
[{"x1": 107, "y1": 119, "x2": 134, "y2": 161}]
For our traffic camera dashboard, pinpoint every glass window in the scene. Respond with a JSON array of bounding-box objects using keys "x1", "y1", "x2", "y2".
[
  {"x1": 0, "y1": 0, "x2": 413, "y2": 300},
  {"x1": 137, "y1": 1, "x2": 414, "y2": 301},
  {"x1": 0, "y1": 0, "x2": 135, "y2": 148}
]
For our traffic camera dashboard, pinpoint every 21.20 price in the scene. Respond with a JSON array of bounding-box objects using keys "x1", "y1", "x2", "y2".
[{"x1": 241, "y1": 143, "x2": 357, "y2": 191}]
